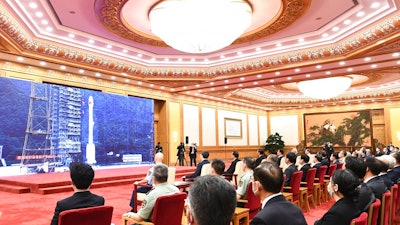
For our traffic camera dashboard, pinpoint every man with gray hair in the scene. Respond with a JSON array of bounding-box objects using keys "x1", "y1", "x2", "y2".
[
  {"x1": 123, "y1": 164, "x2": 179, "y2": 223},
  {"x1": 186, "y1": 175, "x2": 236, "y2": 225}
]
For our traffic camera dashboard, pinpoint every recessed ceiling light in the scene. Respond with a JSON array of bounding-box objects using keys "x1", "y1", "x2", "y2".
[
  {"x1": 164, "y1": 58, "x2": 169, "y2": 62},
  {"x1": 316, "y1": 65, "x2": 322, "y2": 69},
  {"x1": 294, "y1": 68, "x2": 300, "y2": 72},
  {"x1": 17, "y1": 57, "x2": 24, "y2": 61},
  {"x1": 160, "y1": 86, "x2": 164, "y2": 89},
  {"x1": 177, "y1": 58, "x2": 182, "y2": 61},
  {"x1": 356, "y1": 11, "x2": 365, "y2": 17},
  {"x1": 224, "y1": 86, "x2": 228, "y2": 89},
  {"x1": 397, "y1": 61, "x2": 400, "y2": 64},
  {"x1": 151, "y1": 58, "x2": 156, "y2": 61},
  {"x1": 270, "y1": 79, "x2": 274, "y2": 83},
  {"x1": 275, "y1": 72, "x2": 280, "y2": 75},
  {"x1": 137, "y1": 54, "x2": 143, "y2": 57},
  {"x1": 106, "y1": 45, "x2": 112, "y2": 49},
  {"x1": 347, "y1": 68, "x2": 353, "y2": 71},
  {"x1": 41, "y1": 20, "x2": 48, "y2": 25},
  {"x1": 287, "y1": 77, "x2": 292, "y2": 80},
  {"x1": 60, "y1": 65, "x2": 66, "y2": 70},
  {"x1": 224, "y1": 80, "x2": 229, "y2": 83},
  {"x1": 171, "y1": 88, "x2": 175, "y2": 91},
  {"x1": 256, "y1": 47, "x2": 261, "y2": 51},
  {"x1": 204, "y1": 59, "x2": 208, "y2": 62},
  {"x1": 35, "y1": 12, "x2": 43, "y2": 17},
  {"x1": 305, "y1": 74, "x2": 311, "y2": 77},
  {"x1": 195, "y1": 84, "x2": 200, "y2": 87},
  {"x1": 339, "y1": 61, "x2": 346, "y2": 65},
  {"x1": 111, "y1": 76, "x2": 116, "y2": 80},
  {"x1": 39, "y1": 61, "x2": 46, "y2": 66},
  {"x1": 392, "y1": 53, "x2": 400, "y2": 57},
  {"x1": 88, "y1": 39, "x2": 95, "y2": 44},
  {"x1": 220, "y1": 55, "x2": 225, "y2": 59},
  {"x1": 122, "y1": 73, "x2": 127, "y2": 76},
  {"x1": 79, "y1": 69, "x2": 84, "y2": 73},
  {"x1": 45, "y1": 27, "x2": 53, "y2": 32},
  {"x1": 371, "y1": 64, "x2": 377, "y2": 68},
  {"x1": 332, "y1": 27, "x2": 339, "y2": 32},
  {"x1": 238, "y1": 84, "x2": 243, "y2": 87},
  {"x1": 95, "y1": 73, "x2": 101, "y2": 77},
  {"x1": 257, "y1": 74, "x2": 262, "y2": 78},
  {"x1": 191, "y1": 58, "x2": 195, "y2": 62},
  {"x1": 211, "y1": 88, "x2": 215, "y2": 91},
  {"x1": 371, "y1": 2, "x2": 380, "y2": 8},
  {"x1": 343, "y1": 19, "x2": 351, "y2": 25},
  {"x1": 325, "y1": 71, "x2": 331, "y2": 75},
  {"x1": 29, "y1": 2, "x2": 38, "y2": 9},
  {"x1": 276, "y1": 43, "x2": 282, "y2": 47},
  {"x1": 237, "y1": 51, "x2": 242, "y2": 55},
  {"x1": 68, "y1": 33, "x2": 75, "y2": 38},
  {"x1": 125, "y1": 79, "x2": 130, "y2": 83},
  {"x1": 253, "y1": 82, "x2": 258, "y2": 85},
  {"x1": 150, "y1": 84, "x2": 154, "y2": 87},
  {"x1": 122, "y1": 49, "x2": 128, "y2": 53},
  {"x1": 240, "y1": 77, "x2": 245, "y2": 80},
  {"x1": 209, "y1": 82, "x2": 214, "y2": 85},
  {"x1": 298, "y1": 38, "x2": 304, "y2": 43},
  {"x1": 364, "y1": 57, "x2": 371, "y2": 61},
  {"x1": 322, "y1": 33, "x2": 329, "y2": 38}
]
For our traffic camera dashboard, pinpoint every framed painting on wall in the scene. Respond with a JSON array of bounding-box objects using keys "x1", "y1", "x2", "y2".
[
  {"x1": 224, "y1": 118, "x2": 242, "y2": 138},
  {"x1": 304, "y1": 110, "x2": 372, "y2": 147}
]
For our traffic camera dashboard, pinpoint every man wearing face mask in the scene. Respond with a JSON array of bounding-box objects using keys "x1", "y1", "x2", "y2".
[{"x1": 250, "y1": 162, "x2": 307, "y2": 225}]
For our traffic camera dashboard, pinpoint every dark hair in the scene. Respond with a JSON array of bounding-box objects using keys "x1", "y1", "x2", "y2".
[
  {"x1": 258, "y1": 148, "x2": 265, "y2": 155},
  {"x1": 365, "y1": 157, "x2": 381, "y2": 175},
  {"x1": 211, "y1": 159, "x2": 226, "y2": 175},
  {"x1": 315, "y1": 155, "x2": 323, "y2": 162},
  {"x1": 277, "y1": 149, "x2": 284, "y2": 155},
  {"x1": 69, "y1": 163, "x2": 95, "y2": 189},
  {"x1": 201, "y1": 151, "x2": 209, "y2": 158},
  {"x1": 331, "y1": 169, "x2": 360, "y2": 199},
  {"x1": 232, "y1": 151, "x2": 239, "y2": 158},
  {"x1": 286, "y1": 152, "x2": 297, "y2": 164},
  {"x1": 153, "y1": 164, "x2": 169, "y2": 183},
  {"x1": 267, "y1": 154, "x2": 278, "y2": 164},
  {"x1": 344, "y1": 156, "x2": 366, "y2": 179},
  {"x1": 340, "y1": 150, "x2": 347, "y2": 157},
  {"x1": 253, "y1": 162, "x2": 283, "y2": 193},
  {"x1": 243, "y1": 156, "x2": 256, "y2": 170},
  {"x1": 377, "y1": 158, "x2": 389, "y2": 172},
  {"x1": 391, "y1": 152, "x2": 400, "y2": 164},
  {"x1": 188, "y1": 175, "x2": 236, "y2": 225},
  {"x1": 331, "y1": 152, "x2": 339, "y2": 160},
  {"x1": 318, "y1": 150, "x2": 327, "y2": 158},
  {"x1": 300, "y1": 154, "x2": 310, "y2": 163}
]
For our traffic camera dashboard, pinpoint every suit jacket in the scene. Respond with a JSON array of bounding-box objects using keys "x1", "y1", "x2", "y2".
[
  {"x1": 226, "y1": 158, "x2": 240, "y2": 174},
  {"x1": 255, "y1": 155, "x2": 266, "y2": 167},
  {"x1": 299, "y1": 164, "x2": 311, "y2": 182},
  {"x1": 356, "y1": 182, "x2": 376, "y2": 212},
  {"x1": 284, "y1": 164, "x2": 298, "y2": 186},
  {"x1": 277, "y1": 156, "x2": 283, "y2": 167},
  {"x1": 388, "y1": 166, "x2": 400, "y2": 183},
  {"x1": 365, "y1": 176, "x2": 388, "y2": 201},
  {"x1": 250, "y1": 195, "x2": 307, "y2": 225},
  {"x1": 186, "y1": 159, "x2": 210, "y2": 178},
  {"x1": 50, "y1": 191, "x2": 105, "y2": 225},
  {"x1": 379, "y1": 173, "x2": 394, "y2": 190},
  {"x1": 314, "y1": 197, "x2": 360, "y2": 225}
]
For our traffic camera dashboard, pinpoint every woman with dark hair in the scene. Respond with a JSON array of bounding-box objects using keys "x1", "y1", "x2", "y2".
[{"x1": 314, "y1": 169, "x2": 361, "y2": 225}]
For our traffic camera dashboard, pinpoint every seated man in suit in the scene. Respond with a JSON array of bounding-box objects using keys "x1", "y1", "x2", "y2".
[
  {"x1": 283, "y1": 152, "x2": 298, "y2": 186},
  {"x1": 250, "y1": 162, "x2": 307, "y2": 225},
  {"x1": 364, "y1": 157, "x2": 388, "y2": 201},
  {"x1": 123, "y1": 164, "x2": 179, "y2": 222},
  {"x1": 183, "y1": 151, "x2": 210, "y2": 179},
  {"x1": 225, "y1": 151, "x2": 240, "y2": 174},
  {"x1": 277, "y1": 149, "x2": 284, "y2": 168},
  {"x1": 50, "y1": 163, "x2": 105, "y2": 225},
  {"x1": 298, "y1": 154, "x2": 311, "y2": 182},
  {"x1": 186, "y1": 175, "x2": 236, "y2": 225},
  {"x1": 343, "y1": 156, "x2": 375, "y2": 212},
  {"x1": 210, "y1": 158, "x2": 225, "y2": 176},
  {"x1": 376, "y1": 156, "x2": 394, "y2": 190},
  {"x1": 254, "y1": 148, "x2": 266, "y2": 167},
  {"x1": 388, "y1": 152, "x2": 400, "y2": 183}
]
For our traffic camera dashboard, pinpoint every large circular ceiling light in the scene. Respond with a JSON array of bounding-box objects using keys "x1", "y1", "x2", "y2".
[{"x1": 297, "y1": 76, "x2": 353, "y2": 100}]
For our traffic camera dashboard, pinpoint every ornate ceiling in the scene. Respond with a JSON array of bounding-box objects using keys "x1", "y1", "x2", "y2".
[{"x1": 0, "y1": 0, "x2": 399, "y2": 110}]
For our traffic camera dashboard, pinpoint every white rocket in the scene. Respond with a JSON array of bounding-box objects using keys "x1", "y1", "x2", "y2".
[{"x1": 86, "y1": 96, "x2": 96, "y2": 164}]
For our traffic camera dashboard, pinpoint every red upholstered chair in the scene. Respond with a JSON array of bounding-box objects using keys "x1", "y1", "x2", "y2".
[
  {"x1": 283, "y1": 171, "x2": 303, "y2": 208},
  {"x1": 324, "y1": 164, "x2": 337, "y2": 200},
  {"x1": 123, "y1": 192, "x2": 187, "y2": 225},
  {"x1": 314, "y1": 165, "x2": 328, "y2": 204},
  {"x1": 380, "y1": 191, "x2": 391, "y2": 225},
  {"x1": 58, "y1": 205, "x2": 113, "y2": 225},
  {"x1": 336, "y1": 163, "x2": 344, "y2": 170},
  {"x1": 300, "y1": 168, "x2": 317, "y2": 211},
  {"x1": 368, "y1": 198, "x2": 381, "y2": 225},
  {"x1": 237, "y1": 182, "x2": 261, "y2": 220},
  {"x1": 351, "y1": 212, "x2": 368, "y2": 225},
  {"x1": 390, "y1": 184, "x2": 398, "y2": 225}
]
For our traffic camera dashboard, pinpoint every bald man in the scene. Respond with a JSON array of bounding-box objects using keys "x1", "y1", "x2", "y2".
[{"x1": 129, "y1": 152, "x2": 164, "y2": 211}]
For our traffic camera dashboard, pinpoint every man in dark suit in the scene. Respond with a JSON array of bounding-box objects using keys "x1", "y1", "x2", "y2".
[
  {"x1": 283, "y1": 152, "x2": 298, "y2": 186},
  {"x1": 344, "y1": 156, "x2": 375, "y2": 212},
  {"x1": 225, "y1": 151, "x2": 240, "y2": 174},
  {"x1": 388, "y1": 152, "x2": 400, "y2": 183},
  {"x1": 50, "y1": 163, "x2": 104, "y2": 225},
  {"x1": 254, "y1": 148, "x2": 266, "y2": 167},
  {"x1": 277, "y1": 149, "x2": 284, "y2": 167},
  {"x1": 183, "y1": 151, "x2": 210, "y2": 179},
  {"x1": 189, "y1": 143, "x2": 198, "y2": 166},
  {"x1": 377, "y1": 156, "x2": 394, "y2": 190},
  {"x1": 364, "y1": 157, "x2": 388, "y2": 201},
  {"x1": 250, "y1": 162, "x2": 307, "y2": 225},
  {"x1": 299, "y1": 154, "x2": 311, "y2": 182}
]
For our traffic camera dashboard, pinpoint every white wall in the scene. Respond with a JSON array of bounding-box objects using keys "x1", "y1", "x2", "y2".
[
  {"x1": 259, "y1": 116, "x2": 268, "y2": 145},
  {"x1": 248, "y1": 114, "x2": 259, "y2": 146},
  {"x1": 218, "y1": 110, "x2": 247, "y2": 146},
  {"x1": 183, "y1": 104, "x2": 199, "y2": 145},
  {"x1": 201, "y1": 107, "x2": 216, "y2": 146},
  {"x1": 270, "y1": 115, "x2": 299, "y2": 145}
]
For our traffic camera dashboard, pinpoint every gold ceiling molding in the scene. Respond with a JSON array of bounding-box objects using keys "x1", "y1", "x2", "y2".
[
  {"x1": 0, "y1": 4, "x2": 400, "y2": 80},
  {"x1": 95, "y1": 0, "x2": 311, "y2": 47}
]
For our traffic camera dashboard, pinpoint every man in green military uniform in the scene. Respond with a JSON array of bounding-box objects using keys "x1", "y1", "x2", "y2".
[
  {"x1": 236, "y1": 157, "x2": 255, "y2": 206},
  {"x1": 123, "y1": 164, "x2": 179, "y2": 222}
]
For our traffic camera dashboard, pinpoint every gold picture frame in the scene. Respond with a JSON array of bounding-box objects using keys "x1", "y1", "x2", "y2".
[{"x1": 224, "y1": 118, "x2": 242, "y2": 138}]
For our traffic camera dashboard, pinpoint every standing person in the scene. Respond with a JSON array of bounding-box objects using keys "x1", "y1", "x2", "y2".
[
  {"x1": 154, "y1": 142, "x2": 163, "y2": 154},
  {"x1": 123, "y1": 164, "x2": 179, "y2": 223},
  {"x1": 225, "y1": 151, "x2": 240, "y2": 174},
  {"x1": 189, "y1": 143, "x2": 197, "y2": 166},
  {"x1": 314, "y1": 169, "x2": 361, "y2": 225},
  {"x1": 50, "y1": 163, "x2": 104, "y2": 225},
  {"x1": 185, "y1": 175, "x2": 236, "y2": 225},
  {"x1": 129, "y1": 152, "x2": 164, "y2": 211},
  {"x1": 177, "y1": 142, "x2": 185, "y2": 166},
  {"x1": 250, "y1": 162, "x2": 307, "y2": 225}
]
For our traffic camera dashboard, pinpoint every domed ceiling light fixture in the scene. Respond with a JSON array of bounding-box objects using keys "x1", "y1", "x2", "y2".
[
  {"x1": 149, "y1": 0, "x2": 253, "y2": 54},
  {"x1": 297, "y1": 76, "x2": 353, "y2": 100}
]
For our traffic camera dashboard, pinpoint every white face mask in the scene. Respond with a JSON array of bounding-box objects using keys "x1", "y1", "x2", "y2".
[{"x1": 327, "y1": 181, "x2": 334, "y2": 197}]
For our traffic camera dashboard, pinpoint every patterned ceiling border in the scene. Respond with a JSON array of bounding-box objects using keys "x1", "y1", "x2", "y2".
[
  {"x1": 0, "y1": 4, "x2": 399, "y2": 80},
  {"x1": 94, "y1": 0, "x2": 311, "y2": 47}
]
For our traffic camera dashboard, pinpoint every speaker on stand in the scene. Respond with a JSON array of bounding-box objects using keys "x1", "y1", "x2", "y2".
[{"x1": 224, "y1": 137, "x2": 227, "y2": 161}]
